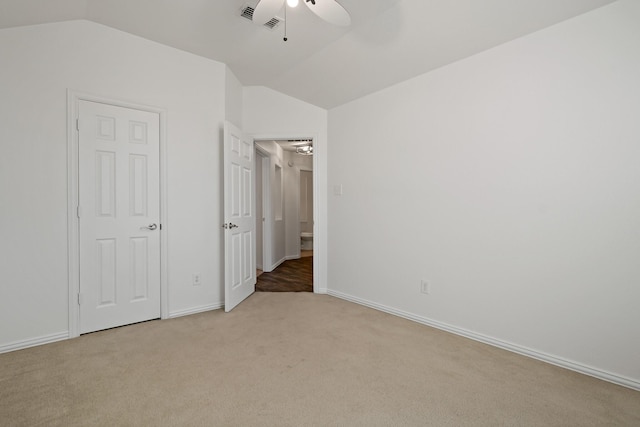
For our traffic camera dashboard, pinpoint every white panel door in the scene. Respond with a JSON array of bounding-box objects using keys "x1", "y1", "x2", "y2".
[
  {"x1": 78, "y1": 100, "x2": 161, "y2": 334},
  {"x1": 223, "y1": 121, "x2": 256, "y2": 312}
]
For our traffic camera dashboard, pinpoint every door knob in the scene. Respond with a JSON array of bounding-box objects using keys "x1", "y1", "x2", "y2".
[{"x1": 141, "y1": 223, "x2": 158, "y2": 230}]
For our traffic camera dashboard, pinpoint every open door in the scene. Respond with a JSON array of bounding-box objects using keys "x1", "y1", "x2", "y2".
[{"x1": 223, "y1": 121, "x2": 256, "y2": 312}]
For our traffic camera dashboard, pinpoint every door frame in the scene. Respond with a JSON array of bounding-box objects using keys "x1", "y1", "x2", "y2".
[
  {"x1": 255, "y1": 144, "x2": 272, "y2": 273},
  {"x1": 251, "y1": 133, "x2": 320, "y2": 293},
  {"x1": 66, "y1": 90, "x2": 169, "y2": 338}
]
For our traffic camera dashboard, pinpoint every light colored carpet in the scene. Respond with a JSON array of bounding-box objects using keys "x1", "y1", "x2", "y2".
[{"x1": 1, "y1": 293, "x2": 638, "y2": 426}]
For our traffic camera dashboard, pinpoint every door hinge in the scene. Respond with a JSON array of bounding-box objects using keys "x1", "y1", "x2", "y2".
[
  {"x1": 76, "y1": 118, "x2": 80, "y2": 131},
  {"x1": 77, "y1": 293, "x2": 83, "y2": 305},
  {"x1": 159, "y1": 224, "x2": 162, "y2": 230},
  {"x1": 76, "y1": 205, "x2": 82, "y2": 218}
]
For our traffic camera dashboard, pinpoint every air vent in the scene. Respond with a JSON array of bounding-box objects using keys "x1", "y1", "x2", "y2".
[
  {"x1": 240, "y1": 5, "x2": 255, "y2": 20},
  {"x1": 240, "y1": 4, "x2": 283, "y2": 30},
  {"x1": 264, "y1": 17, "x2": 282, "y2": 30}
]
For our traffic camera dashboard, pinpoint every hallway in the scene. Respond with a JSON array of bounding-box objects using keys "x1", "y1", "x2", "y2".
[{"x1": 256, "y1": 253, "x2": 313, "y2": 292}]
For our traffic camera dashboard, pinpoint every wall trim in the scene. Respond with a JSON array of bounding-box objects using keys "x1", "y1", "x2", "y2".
[
  {"x1": 269, "y1": 256, "x2": 287, "y2": 272},
  {"x1": 1, "y1": 301, "x2": 224, "y2": 352},
  {"x1": 327, "y1": 289, "x2": 640, "y2": 391},
  {"x1": 169, "y1": 303, "x2": 224, "y2": 319},
  {"x1": 0, "y1": 332, "x2": 69, "y2": 354}
]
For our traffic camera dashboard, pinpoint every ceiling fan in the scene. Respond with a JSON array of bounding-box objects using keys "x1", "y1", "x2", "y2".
[{"x1": 253, "y1": 0, "x2": 351, "y2": 28}]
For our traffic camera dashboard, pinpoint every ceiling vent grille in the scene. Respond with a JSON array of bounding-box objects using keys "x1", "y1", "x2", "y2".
[
  {"x1": 240, "y1": 5, "x2": 255, "y2": 20},
  {"x1": 264, "y1": 17, "x2": 282, "y2": 30},
  {"x1": 240, "y1": 4, "x2": 283, "y2": 30}
]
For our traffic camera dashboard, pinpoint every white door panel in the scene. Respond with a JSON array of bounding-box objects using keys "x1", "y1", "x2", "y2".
[
  {"x1": 79, "y1": 100, "x2": 161, "y2": 333},
  {"x1": 224, "y1": 121, "x2": 256, "y2": 312}
]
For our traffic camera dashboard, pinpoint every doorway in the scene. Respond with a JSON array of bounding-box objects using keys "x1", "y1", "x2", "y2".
[{"x1": 253, "y1": 138, "x2": 316, "y2": 292}]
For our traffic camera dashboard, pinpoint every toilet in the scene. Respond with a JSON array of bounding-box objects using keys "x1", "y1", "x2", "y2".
[{"x1": 300, "y1": 232, "x2": 313, "y2": 250}]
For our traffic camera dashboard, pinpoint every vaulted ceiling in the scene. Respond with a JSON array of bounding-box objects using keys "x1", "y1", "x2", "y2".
[{"x1": 0, "y1": 0, "x2": 616, "y2": 108}]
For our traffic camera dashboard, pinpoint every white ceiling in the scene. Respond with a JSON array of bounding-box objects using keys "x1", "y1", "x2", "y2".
[
  {"x1": 0, "y1": 0, "x2": 616, "y2": 109},
  {"x1": 276, "y1": 140, "x2": 313, "y2": 152}
]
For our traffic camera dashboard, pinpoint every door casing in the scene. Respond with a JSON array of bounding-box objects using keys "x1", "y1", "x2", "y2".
[{"x1": 67, "y1": 90, "x2": 169, "y2": 338}]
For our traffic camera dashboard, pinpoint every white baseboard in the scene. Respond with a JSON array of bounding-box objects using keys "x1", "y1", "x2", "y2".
[
  {"x1": 0, "y1": 331, "x2": 69, "y2": 354},
  {"x1": 0, "y1": 302, "x2": 225, "y2": 353},
  {"x1": 266, "y1": 257, "x2": 287, "y2": 272},
  {"x1": 316, "y1": 288, "x2": 328, "y2": 294},
  {"x1": 169, "y1": 302, "x2": 223, "y2": 319},
  {"x1": 327, "y1": 289, "x2": 640, "y2": 391},
  {"x1": 285, "y1": 254, "x2": 300, "y2": 261}
]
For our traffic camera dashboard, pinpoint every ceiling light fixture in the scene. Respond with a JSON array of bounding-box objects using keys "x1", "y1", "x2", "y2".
[
  {"x1": 296, "y1": 145, "x2": 313, "y2": 155},
  {"x1": 253, "y1": 0, "x2": 351, "y2": 42}
]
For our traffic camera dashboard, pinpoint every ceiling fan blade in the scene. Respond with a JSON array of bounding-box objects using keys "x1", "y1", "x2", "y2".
[
  {"x1": 253, "y1": 0, "x2": 285, "y2": 25},
  {"x1": 304, "y1": 0, "x2": 351, "y2": 26}
]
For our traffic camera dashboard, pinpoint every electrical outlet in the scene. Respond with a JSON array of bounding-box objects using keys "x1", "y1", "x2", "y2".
[
  {"x1": 193, "y1": 273, "x2": 201, "y2": 286},
  {"x1": 420, "y1": 280, "x2": 430, "y2": 295}
]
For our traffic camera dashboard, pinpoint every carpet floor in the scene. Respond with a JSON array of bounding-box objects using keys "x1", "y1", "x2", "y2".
[{"x1": 1, "y1": 293, "x2": 638, "y2": 426}]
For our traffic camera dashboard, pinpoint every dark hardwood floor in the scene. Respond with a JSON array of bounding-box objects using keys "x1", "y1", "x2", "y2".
[{"x1": 256, "y1": 257, "x2": 313, "y2": 292}]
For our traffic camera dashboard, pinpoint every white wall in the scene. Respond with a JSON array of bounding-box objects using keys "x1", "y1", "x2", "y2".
[
  {"x1": 225, "y1": 66, "x2": 243, "y2": 130},
  {"x1": 0, "y1": 20, "x2": 227, "y2": 349},
  {"x1": 283, "y1": 151, "x2": 300, "y2": 258},
  {"x1": 300, "y1": 169, "x2": 314, "y2": 235},
  {"x1": 292, "y1": 151, "x2": 313, "y2": 172},
  {"x1": 243, "y1": 86, "x2": 328, "y2": 291},
  {"x1": 284, "y1": 151, "x2": 314, "y2": 256},
  {"x1": 255, "y1": 153, "x2": 264, "y2": 270},
  {"x1": 255, "y1": 140, "x2": 286, "y2": 269},
  {"x1": 327, "y1": 0, "x2": 640, "y2": 388}
]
